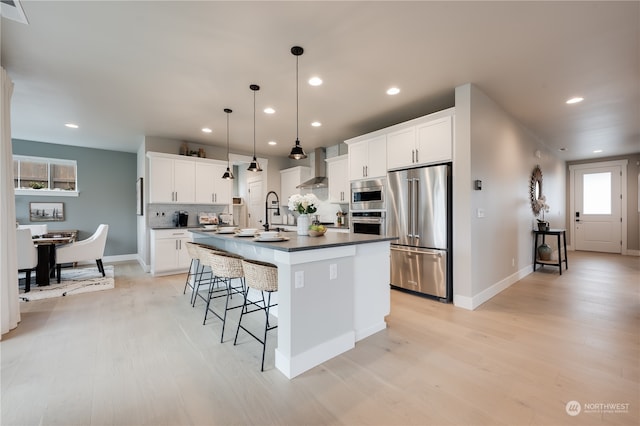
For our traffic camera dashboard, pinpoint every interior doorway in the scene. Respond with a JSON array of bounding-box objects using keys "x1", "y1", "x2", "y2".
[
  {"x1": 569, "y1": 160, "x2": 628, "y2": 253},
  {"x1": 229, "y1": 154, "x2": 267, "y2": 229}
]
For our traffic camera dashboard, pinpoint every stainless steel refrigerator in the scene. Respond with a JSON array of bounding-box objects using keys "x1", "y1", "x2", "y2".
[{"x1": 387, "y1": 164, "x2": 451, "y2": 301}]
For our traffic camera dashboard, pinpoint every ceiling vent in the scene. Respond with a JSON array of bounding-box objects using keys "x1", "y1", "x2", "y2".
[{"x1": 297, "y1": 148, "x2": 328, "y2": 189}]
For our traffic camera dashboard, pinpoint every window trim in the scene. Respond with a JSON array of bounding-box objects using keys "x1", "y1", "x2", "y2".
[{"x1": 13, "y1": 155, "x2": 79, "y2": 197}]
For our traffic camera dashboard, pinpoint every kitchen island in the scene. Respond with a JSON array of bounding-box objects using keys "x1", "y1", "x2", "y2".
[{"x1": 190, "y1": 229, "x2": 396, "y2": 379}]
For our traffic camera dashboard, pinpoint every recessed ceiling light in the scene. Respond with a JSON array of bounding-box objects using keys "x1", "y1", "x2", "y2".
[
  {"x1": 308, "y1": 77, "x2": 323, "y2": 86},
  {"x1": 566, "y1": 97, "x2": 584, "y2": 104},
  {"x1": 65, "y1": 123, "x2": 79, "y2": 129},
  {"x1": 201, "y1": 127, "x2": 212, "y2": 133},
  {"x1": 268, "y1": 141, "x2": 277, "y2": 146},
  {"x1": 593, "y1": 149, "x2": 603, "y2": 153},
  {"x1": 386, "y1": 87, "x2": 400, "y2": 95},
  {"x1": 264, "y1": 107, "x2": 275, "y2": 114},
  {"x1": 311, "y1": 121, "x2": 322, "y2": 127}
]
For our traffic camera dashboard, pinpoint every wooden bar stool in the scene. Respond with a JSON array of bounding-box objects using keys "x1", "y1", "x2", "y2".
[
  {"x1": 234, "y1": 259, "x2": 278, "y2": 371},
  {"x1": 199, "y1": 249, "x2": 245, "y2": 343}
]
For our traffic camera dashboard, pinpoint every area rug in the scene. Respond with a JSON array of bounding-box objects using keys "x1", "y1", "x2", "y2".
[{"x1": 19, "y1": 265, "x2": 115, "y2": 302}]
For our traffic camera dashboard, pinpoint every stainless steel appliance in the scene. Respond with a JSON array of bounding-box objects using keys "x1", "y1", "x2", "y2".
[
  {"x1": 351, "y1": 211, "x2": 386, "y2": 235},
  {"x1": 387, "y1": 163, "x2": 451, "y2": 301},
  {"x1": 350, "y1": 179, "x2": 385, "y2": 211}
]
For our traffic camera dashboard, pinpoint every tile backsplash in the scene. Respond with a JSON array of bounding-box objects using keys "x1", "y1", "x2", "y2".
[{"x1": 147, "y1": 204, "x2": 229, "y2": 228}]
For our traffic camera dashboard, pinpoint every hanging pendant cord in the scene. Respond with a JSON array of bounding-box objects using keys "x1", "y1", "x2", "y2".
[
  {"x1": 226, "y1": 113, "x2": 230, "y2": 167},
  {"x1": 253, "y1": 89, "x2": 257, "y2": 155},
  {"x1": 296, "y1": 54, "x2": 299, "y2": 141}
]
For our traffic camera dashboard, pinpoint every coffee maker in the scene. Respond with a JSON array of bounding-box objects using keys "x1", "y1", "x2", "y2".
[{"x1": 174, "y1": 211, "x2": 189, "y2": 227}]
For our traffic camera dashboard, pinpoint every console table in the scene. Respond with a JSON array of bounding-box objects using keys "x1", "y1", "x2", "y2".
[{"x1": 532, "y1": 228, "x2": 568, "y2": 275}]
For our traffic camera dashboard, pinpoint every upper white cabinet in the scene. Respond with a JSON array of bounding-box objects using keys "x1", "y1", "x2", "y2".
[
  {"x1": 280, "y1": 166, "x2": 311, "y2": 204},
  {"x1": 326, "y1": 155, "x2": 349, "y2": 203},
  {"x1": 416, "y1": 115, "x2": 452, "y2": 165},
  {"x1": 147, "y1": 152, "x2": 230, "y2": 205},
  {"x1": 346, "y1": 135, "x2": 387, "y2": 181},
  {"x1": 195, "y1": 161, "x2": 231, "y2": 204},
  {"x1": 387, "y1": 114, "x2": 453, "y2": 170},
  {"x1": 148, "y1": 154, "x2": 195, "y2": 203},
  {"x1": 386, "y1": 127, "x2": 417, "y2": 170}
]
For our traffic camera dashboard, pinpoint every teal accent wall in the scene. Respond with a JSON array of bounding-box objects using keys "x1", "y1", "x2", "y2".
[{"x1": 12, "y1": 139, "x2": 137, "y2": 256}]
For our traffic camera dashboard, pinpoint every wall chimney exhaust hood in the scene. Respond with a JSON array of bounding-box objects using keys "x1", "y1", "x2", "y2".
[{"x1": 296, "y1": 147, "x2": 327, "y2": 188}]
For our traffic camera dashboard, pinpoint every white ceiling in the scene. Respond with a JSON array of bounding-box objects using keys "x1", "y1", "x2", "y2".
[{"x1": 1, "y1": 1, "x2": 638, "y2": 161}]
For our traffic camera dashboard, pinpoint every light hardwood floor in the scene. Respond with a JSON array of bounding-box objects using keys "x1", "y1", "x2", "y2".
[{"x1": 2, "y1": 251, "x2": 638, "y2": 426}]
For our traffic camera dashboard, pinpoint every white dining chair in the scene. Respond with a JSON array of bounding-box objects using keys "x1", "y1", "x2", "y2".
[
  {"x1": 17, "y1": 224, "x2": 48, "y2": 237},
  {"x1": 17, "y1": 228, "x2": 38, "y2": 292},
  {"x1": 55, "y1": 224, "x2": 109, "y2": 283}
]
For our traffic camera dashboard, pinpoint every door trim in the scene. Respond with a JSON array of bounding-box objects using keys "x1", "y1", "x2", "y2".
[{"x1": 569, "y1": 159, "x2": 628, "y2": 254}]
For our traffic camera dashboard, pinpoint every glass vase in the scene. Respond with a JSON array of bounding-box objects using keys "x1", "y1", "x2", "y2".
[{"x1": 297, "y1": 214, "x2": 310, "y2": 236}]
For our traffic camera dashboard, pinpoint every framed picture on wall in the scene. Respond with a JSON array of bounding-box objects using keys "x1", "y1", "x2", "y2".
[
  {"x1": 136, "y1": 177, "x2": 143, "y2": 216},
  {"x1": 29, "y1": 202, "x2": 64, "y2": 222}
]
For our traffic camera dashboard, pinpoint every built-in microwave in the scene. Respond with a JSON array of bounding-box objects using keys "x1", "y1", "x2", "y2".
[
  {"x1": 350, "y1": 211, "x2": 386, "y2": 236},
  {"x1": 350, "y1": 179, "x2": 385, "y2": 211}
]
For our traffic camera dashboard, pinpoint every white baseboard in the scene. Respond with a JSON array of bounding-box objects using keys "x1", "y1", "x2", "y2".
[
  {"x1": 75, "y1": 253, "x2": 137, "y2": 266},
  {"x1": 454, "y1": 265, "x2": 532, "y2": 311},
  {"x1": 626, "y1": 249, "x2": 640, "y2": 257}
]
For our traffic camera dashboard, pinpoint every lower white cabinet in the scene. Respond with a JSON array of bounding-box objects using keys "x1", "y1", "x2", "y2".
[{"x1": 150, "y1": 229, "x2": 192, "y2": 276}]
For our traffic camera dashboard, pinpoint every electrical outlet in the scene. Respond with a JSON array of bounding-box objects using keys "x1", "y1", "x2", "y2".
[
  {"x1": 330, "y1": 264, "x2": 337, "y2": 280},
  {"x1": 295, "y1": 271, "x2": 304, "y2": 288}
]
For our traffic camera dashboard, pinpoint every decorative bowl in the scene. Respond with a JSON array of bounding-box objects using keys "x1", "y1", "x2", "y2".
[{"x1": 308, "y1": 229, "x2": 327, "y2": 237}]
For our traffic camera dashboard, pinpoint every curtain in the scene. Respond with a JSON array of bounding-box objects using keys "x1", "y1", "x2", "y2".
[{"x1": 1, "y1": 66, "x2": 20, "y2": 338}]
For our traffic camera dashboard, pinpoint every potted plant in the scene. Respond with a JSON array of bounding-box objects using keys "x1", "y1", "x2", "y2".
[
  {"x1": 536, "y1": 195, "x2": 550, "y2": 231},
  {"x1": 288, "y1": 193, "x2": 319, "y2": 236}
]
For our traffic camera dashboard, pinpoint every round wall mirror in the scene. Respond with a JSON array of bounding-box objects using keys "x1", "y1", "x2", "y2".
[{"x1": 530, "y1": 165, "x2": 543, "y2": 215}]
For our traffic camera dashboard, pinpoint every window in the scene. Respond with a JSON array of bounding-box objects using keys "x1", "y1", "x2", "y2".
[
  {"x1": 583, "y1": 172, "x2": 611, "y2": 215},
  {"x1": 13, "y1": 155, "x2": 78, "y2": 196}
]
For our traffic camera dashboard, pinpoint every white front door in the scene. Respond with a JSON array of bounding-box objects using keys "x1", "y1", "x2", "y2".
[
  {"x1": 247, "y1": 179, "x2": 263, "y2": 229},
  {"x1": 573, "y1": 164, "x2": 622, "y2": 253}
]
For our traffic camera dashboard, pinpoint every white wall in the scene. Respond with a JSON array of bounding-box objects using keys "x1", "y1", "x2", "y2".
[{"x1": 454, "y1": 83, "x2": 566, "y2": 309}]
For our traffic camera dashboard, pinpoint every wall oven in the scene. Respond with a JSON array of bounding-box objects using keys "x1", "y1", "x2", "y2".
[
  {"x1": 350, "y1": 179, "x2": 385, "y2": 211},
  {"x1": 351, "y1": 211, "x2": 386, "y2": 236}
]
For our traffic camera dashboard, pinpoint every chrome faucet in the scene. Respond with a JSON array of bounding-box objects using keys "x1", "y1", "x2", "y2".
[{"x1": 264, "y1": 191, "x2": 281, "y2": 231}]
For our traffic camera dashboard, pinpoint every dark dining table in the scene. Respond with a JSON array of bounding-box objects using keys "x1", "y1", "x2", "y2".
[{"x1": 32, "y1": 236, "x2": 74, "y2": 286}]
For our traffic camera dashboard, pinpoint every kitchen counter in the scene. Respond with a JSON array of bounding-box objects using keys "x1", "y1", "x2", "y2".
[
  {"x1": 190, "y1": 229, "x2": 395, "y2": 379},
  {"x1": 190, "y1": 228, "x2": 387, "y2": 252}
]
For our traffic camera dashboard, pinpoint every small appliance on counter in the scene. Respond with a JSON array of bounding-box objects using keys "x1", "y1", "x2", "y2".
[{"x1": 174, "y1": 211, "x2": 189, "y2": 227}]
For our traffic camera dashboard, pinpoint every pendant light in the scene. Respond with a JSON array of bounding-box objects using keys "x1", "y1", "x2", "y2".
[
  {"x1": 288, "y1": 46, "x2": 307, "y2": 160},
  {"x1": 221, "y1": 108, "x2": 234, "y2": 180},
  {"x1": 247, "y1": 84, "x2": 263, "y2": 172}
]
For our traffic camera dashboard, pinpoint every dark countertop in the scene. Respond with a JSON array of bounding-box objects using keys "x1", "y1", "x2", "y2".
[
  {"x1": 151, "y1": 226, "x2": 212, "y2": 230},
  {"x1": 190, "y1": 229, "x2": 396, "y2": 252}
]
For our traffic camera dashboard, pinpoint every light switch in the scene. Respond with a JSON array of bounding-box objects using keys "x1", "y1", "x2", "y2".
[{"x1": 476, "y1": 208, "x2": 485, "y2": 218}]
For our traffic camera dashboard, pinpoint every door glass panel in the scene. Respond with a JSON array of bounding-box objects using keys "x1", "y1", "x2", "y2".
[{"x1": 583, "y1": 172, "x2": 611, "y2": 214}]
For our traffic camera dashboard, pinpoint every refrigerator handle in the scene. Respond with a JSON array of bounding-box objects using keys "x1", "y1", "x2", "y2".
[
  {"x1": 414, "y1": 178, "x2": 420, "y2": 242},
  {"x1": 407, "y1": 178, "x2": 414, "y2": 240}
]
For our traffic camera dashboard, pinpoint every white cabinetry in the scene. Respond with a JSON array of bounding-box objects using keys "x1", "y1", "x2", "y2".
[
  {"x1": 195, "y1": 161, "x2": 231, "y2": 204},
  {"x1": 148, "y1": 154, "x2": 195, "y2": 203},
  {"x1": 386, "y1": 114, "x2": 453, "y2": 170},
  {"x1": 326, "y1": 155, "x2": 349, "y2": 203},
  {"x1": 150, "y1": 228, "x2": 192, "y2": 276},
  {"x1": 416, "y1": 115, "x2": 452, "y2": 165},
  {"x1": 147, "y1": 152, "x2": 231, "y2": 205},
  {"x1": 280, "y1": 166, "x2": 311, "y2": 203},
  {"x1": 346, "y1": 135, "x2": 387, "y2": 181}
]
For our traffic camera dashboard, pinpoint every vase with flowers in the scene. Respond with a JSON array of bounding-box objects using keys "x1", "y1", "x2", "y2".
[
  {"x1": 288, "y1": 193, "x2": 319, "y2": 235},
  {"x1": 536, "y1": 195, "x2": 550, "y2": 231}
]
